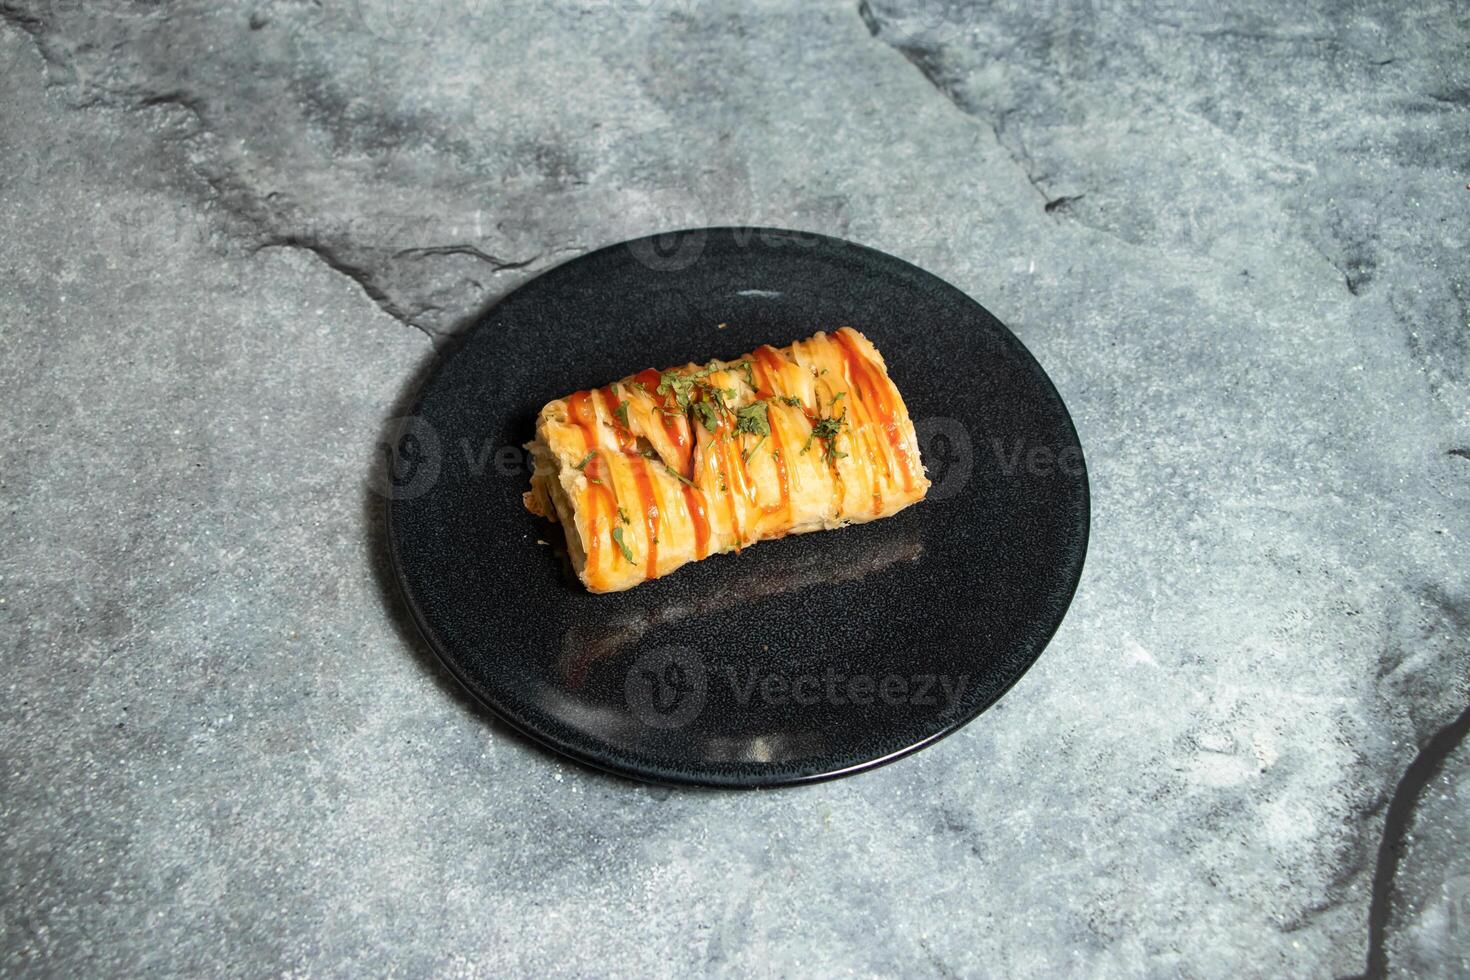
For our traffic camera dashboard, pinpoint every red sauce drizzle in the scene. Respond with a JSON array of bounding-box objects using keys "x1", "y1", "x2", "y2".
[
  {"x1": 682, "y1": 483, "x2": 710, "y2": 559},
  {"x1": 598, "y1": 384, "x2": 638, "y2": 454},
  {"x1": 565, "y1": 393, "x2": 614, "y2": 577},
  {"x1": 630, "y1": 455, "x2": 660, "y2": 580},
  {"x1": 630, "y1": 367, "x2": 712, "y2": 560},
  {"x1": 829, "y1": 344, "x2": 893, "y2": 491},
  {"x1": 767, "y1": 412, "x2": 792, "y2": 520},
  {"x1": 849, "y1": 383, "x2": 887, "y2": 516},
  {"x1": 833, "y1": 330, "x2": 917, "y2": 494},
  {"x1": 707, "y1": 427, "x2": 744, "y2": 550},
  {"x1": 837, "y1": 381, "x2": 887, "y2": 514},
  {"x1": 633, "y1": 368, "x2": 693, "y2": 477},
  {"x1": 752, "y1": 345, "x2": 787, "y2": 399},
  {"x1": 749, "y1": 350, "x2": 792, "y2": 520},
  {"x1": 724, "y1": 409, "x2": 758, "y2": 510}
]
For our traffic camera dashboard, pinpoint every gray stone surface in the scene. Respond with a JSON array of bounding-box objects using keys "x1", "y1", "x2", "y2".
[{"x1": 0, "y1": 0, "x2": 1467, "y2": 975}]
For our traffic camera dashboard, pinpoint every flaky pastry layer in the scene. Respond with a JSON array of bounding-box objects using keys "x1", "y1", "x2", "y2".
[{"x1": 523, "y1": 327, "x2": 929, "y2": 593}]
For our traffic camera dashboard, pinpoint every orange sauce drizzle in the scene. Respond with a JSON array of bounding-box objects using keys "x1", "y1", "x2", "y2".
[
  {"x1": 749, "y1": 349, "x2": 792, "y2": 520},
  {"x1": 835, "y1": 378, "x2": 887, "y2": 516},
  {"x1": 598, "y1": 384, "x2": 638, "y2": 454},
  {"x1": 682, "y1": 483, "x2": 710, "y2": 559},
  {"x1": 712, "y1": 428, "x2": 744, "y2": 549},
  {"x1": 829, "y1": 342, "x2": 893, "y2": 494},
  {"x1": 833, "y1": 330, "x2": 917, "y2": 494},
  {"x1": 633, "y1": 368, "x2": 693, "y2": 477},
  {"x1": 765, "y1": 411, "x2": 792, "y2": 521},
  {"x1": 630, "y1": 367, "x2": 713, "y2": 562},
  {"x1": 730, "y1": 422, "x2": 757, "y2": 511},
  {"x1": 630, "y1": 455, "x2": 660, "y2": 580},
  {"x1": 565, "y1": 392, "x2": 615, "y2": 577},
  {"x1": 752, "y1": 345, "x2": 787, "y2": 398}
]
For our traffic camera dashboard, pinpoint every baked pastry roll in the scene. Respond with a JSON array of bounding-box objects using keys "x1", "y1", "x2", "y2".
[{"x1": 523, "y1": 328, "x2": 929, "y2": 593}]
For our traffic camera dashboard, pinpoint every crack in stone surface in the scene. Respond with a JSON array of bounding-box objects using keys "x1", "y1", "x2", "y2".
[
  {"x1": 0, "y1": 0, "x2": 604, "y2": 339},
  {"x1": 255, "y1": 238, "x2": 421, "y2": 333},
  {"x1": 392, "y1": 245, "x2": 542, "y2": 271},
  {"x1": 1, "y1": 3, "x2": 437, "y2": 335},
  {"x1": 1354, "y1": 700, "x2": 1470, "y2": 978},
  {"x1": 856, "y1": 0, "x2": 1466, "y2": 325},
  {"x1": 857, "y1": 0, "x2": 1055, "y2": 210},
  {"x1": 1044, "y1": 194, "x2": 1085, "y2": 214}
]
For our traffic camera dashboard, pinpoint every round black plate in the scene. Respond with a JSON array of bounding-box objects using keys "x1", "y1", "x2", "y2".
[{"x1": 386, "y1": 228, "x2": 1089, "y2": 787}]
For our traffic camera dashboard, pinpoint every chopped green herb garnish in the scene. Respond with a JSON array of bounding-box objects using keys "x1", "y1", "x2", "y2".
[
  {"x1": 611, "y1": 526, "x2": 635, "y2": 564},
  {"x1": 734, "y1": 401, "x2": 769, "y2": 438},
  {"x1": 811, "y1": 414, "x2": 845, "y2": 441},
  {"x1": 614, "y1": 400, "x2": 630, "y2": 428},
  {"x1": 832, "y1": 391, "x2": 846, "y2": 403},
  {"x1": 737, "y1": 360, "x2": 757, "y2": 390},
  {"x1": 657, "y1": 364, "x2": 740, "y2": 431},
  {"x1": 741, "y1": 435, "x2": 767, "y2": 463},
  {"x1": 574, "y1": 451, "x2": 596, "y2": 470},
  {"x1": 692, "y1": 400, "x2": 720, "y2": 434},
  {"x1": 802, "y1": 410, "x2": 848, "y2": 464},
  {"x1": 617, "y1": 507, "x2": 630, "y2": 524},
  {"x1": 662, "y1": 464, "x2": 695, "y2": 487},
  {"x1": 656, "y1": 367, "x2": 714, "y2": 409},
  {"x1": 656, "y1": 371, "x2": 690, "y2": 408},
  {"x1": 777, "y1": 395, "x2": 803, "y2": 407},
  {"x1": 627, "y1": 379, "x2": 647, "y2": 393}
]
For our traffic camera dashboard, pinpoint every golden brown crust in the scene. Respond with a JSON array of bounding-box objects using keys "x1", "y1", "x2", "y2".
[{"x1": 523, "y1": 328, "x2": 929, "y2": 593}]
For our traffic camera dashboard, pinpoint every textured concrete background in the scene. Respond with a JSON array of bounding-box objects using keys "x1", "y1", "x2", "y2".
[{"x1": 1, "y1": 0, "x2": 1467, "y2": 976}]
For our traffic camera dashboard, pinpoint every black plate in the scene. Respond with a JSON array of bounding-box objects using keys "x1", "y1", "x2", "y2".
[{"x1": 385, "y1": 228, "x2": 1089, "y2": 787}]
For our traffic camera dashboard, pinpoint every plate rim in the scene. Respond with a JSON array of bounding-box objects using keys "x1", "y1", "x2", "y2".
[{"x1": 385, "y1": 225, "x2": 1091, "y2": 788}]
